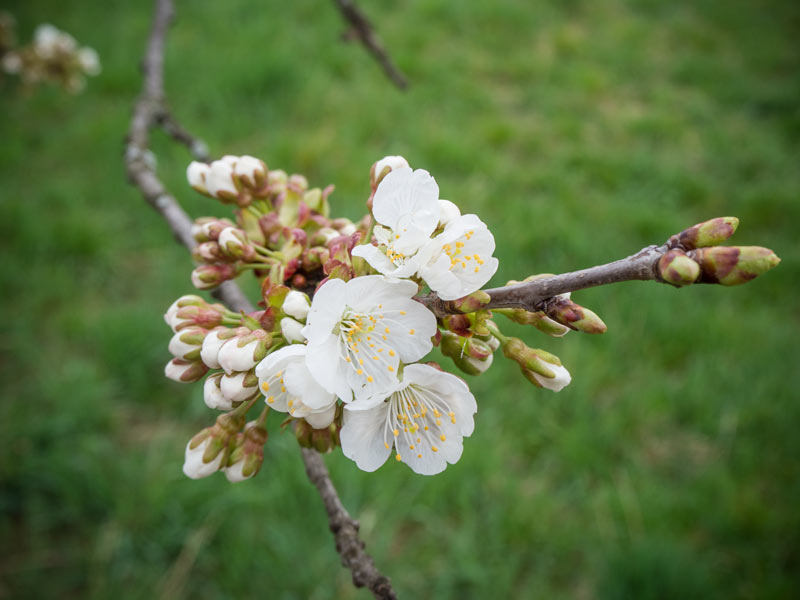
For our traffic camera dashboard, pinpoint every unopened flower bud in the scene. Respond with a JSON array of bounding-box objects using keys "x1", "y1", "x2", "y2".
[
  {"x1": 224, "y1": 421, "x2": 268, "y2": 482},
  {"x1": 164, "y1": 358, "x2": 208, "y2": 383},
  {"x1": 233, "y1": 155, "x2": 268, "y2": 191},
  {"x1": 437, "y1": 199, "x2": 461, "y2": 227},
  {"x1": 187, "y1": 161, "x2": 211, "y2": 195},
  {"x1": 267, "y1": 169, "x2": 288, "y2": 196},
  {"x1": 191, "y1": 263, "x2": 238, "y2": 290},
  {"x1": 168, "y1": 326, "x2": 207, "y2": 360},
  {"x1": 440, "y1": 331, "x2": 494, "y2": 375},
  {"x1": 173, "y1": 304, "x2": 225, "y2": 330},
  {"x1": 370, "y1": 155, "x2": 410, "y2": 190},
  {"x1": 164, "y1": 295, "x2": 207, "y2": 331},
  {"x1": 198, "y1": 218, "x2": 236, "y2": 242},
  {"x1": 218, "y1": 329, "x2": 271, "y2": 374},
  {"x1": 282, "y1": 290, "x2": 311, "y2": 321},
  {"x1": 200, "y1": 327, "x2": 238, "y2": 369},
  {"x1": 192, "y1": 241, "x2": 226, "y2": 263},
  {"x1": 288, "y1": 174, "x2": 308, "y2": 193},
  {"x1": 444, "y1": 290, "x2": 492, "y2": 314},
  {"x1": 302, "y1": 246, "x2": 330, "y2": 271},
  {"x1": 675, "y1": 216, "x2": 739, "y2": 250},
  {"x1": 218, "y1": 227, "x2": 255, "y2": 261},
  {"x1": 220, "y1": 370, "x2": 259, "y2": 403},
  {"x1": 205, "y1": 159, "x2": 239, "y2": 202},
  {"x1": 658, "y1": 249, "x2": 700, "y2": 287},
  {"x1": 203, "y1": 372, "x2": 232, "y2": 410},
  {"x1": 280, "y1": 317, "x2": 306, "y2": 343},
  {"x1": 502, "y1": 338, "x2": 571, "y2": 391},
  {"x1": 311, "y1": 423, "x2": 340, "y2": 453},
  {"x1": 692, "y1": 246, "x2": 780, "y2": 286},
  {"x1": 182, "y1": 412, "x2": 245, "y2": 479},
  {"x1": 545, "y1": 296, "x2": 607, "y2": 334},
  {"x1": 499, "y1": 308, "x2": 570, "y2": 337}
]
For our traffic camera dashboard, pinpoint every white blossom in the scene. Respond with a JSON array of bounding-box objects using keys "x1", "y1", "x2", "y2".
[
  {"x1": 415, "y1": 214, "x2": 499, "y2": 300},
  {"x1": 340, "y1": 364, "x2": 477, "y2": 475},
  {"x1": 217, "y1": 330, "x2": 267, "y2": 374},
  {"x1": 352, "y1": 167, "x2": 440, "y2": 278},
  {"x1": 303, "y1": 276, "x2": 437, "y2": 404},
  {"x1": 255, "y1": 345, "x2": 337, "y2": 427}
]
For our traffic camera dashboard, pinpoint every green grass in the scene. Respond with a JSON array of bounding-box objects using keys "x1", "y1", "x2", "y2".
[{"x1": 1, "y1": 0, "x2": 798, "y2": 597}]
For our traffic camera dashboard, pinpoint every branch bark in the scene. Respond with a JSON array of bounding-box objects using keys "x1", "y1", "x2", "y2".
[
  {"x1": 418, "y1": 244, "x2": 665, "y2": 317},
  {"x1": 125, "y1": 1, "x2": 396, "y2": 597},
  {"x1": 331, "y1": 0, "x2": 409, "y2": 89}
]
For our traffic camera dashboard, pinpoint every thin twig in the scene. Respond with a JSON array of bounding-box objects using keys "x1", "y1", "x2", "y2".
[
  {"x1": 155, "y1": 107, "x2": 211, "y2": 162},
  {"x1": 125, "y1": 1, "x2": 396, "y2": 597},
  {"x1": 331, "y1": 0, "x2": 408, "y2": 89}
]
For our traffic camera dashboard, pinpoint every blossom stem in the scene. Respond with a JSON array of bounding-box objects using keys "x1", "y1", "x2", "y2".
[
  {"x1": 230, "y1": 394, "x2": 261, "y2": 418},
  {"x1": 255, "y1": 405, "x2": 270, "y2": 427},
  {"x1": 251, "y1": 243, "x2": 284, "y2": 260},
  {"x1": 359, "y1": 215, "x2": 375, "y2": 246},
  {"x1": 484, "y1": 321, "x2": 509, "y2": 346}
]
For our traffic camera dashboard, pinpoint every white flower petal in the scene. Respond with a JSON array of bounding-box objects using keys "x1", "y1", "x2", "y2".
[
  {"x1": 533, "y1": 362, "x2": 572, "y2": 391},
  {"x1": 437, "y1": 199, "x2": 461, "y2": 226},
  {"x1": 218, "y1": 338, "x2": 259, "y2": 374},
  {"x1": 282, "y1": 290, "x2": 311, "y2": 321},
  {"x1": 220, "y1": 372, "x2": 257, "y2": 402},
  {"x1": 372, "y1": 167, "x2": 440, "y2": 238},
  {"x1": 183, "y1": 439, "x2": 225, "y2": 479},
  {"x1": 200, "y1": 329, "x2": 227, "y2": 369},
  {"x1": 341, "y1": 403, "x2": 393, "y2": 472},
  {"x1": 203, "y1": 374, "x2": 232, "y2": 410},
  {"x1": 340, "y1": 364, "x2": 476, "y2": 475},
  {"x1": 280, "y1": 317, "x2": 306, "y2": 343},
  {"x1": 304, "y1": 403, "x2": 337, "y2": 429}
]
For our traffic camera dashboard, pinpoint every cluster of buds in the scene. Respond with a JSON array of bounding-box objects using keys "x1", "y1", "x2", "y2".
[
  {"x1": 187, "y1": 154, "x2": 360, "y2": 292},
  {"x1": 2, "y1": 23, "x2": 100, "y2": 93},
  {"x1": 164, "y1": 153, "x2": 780, "y2": 482},
  {"x1": 657, "y1": 217, "x2": 779, "y2": 287}
]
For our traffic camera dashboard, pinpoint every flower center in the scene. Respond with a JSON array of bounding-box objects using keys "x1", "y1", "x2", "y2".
[{"x1": 384, "y1": 384, "x2": 457, "y2": 461}]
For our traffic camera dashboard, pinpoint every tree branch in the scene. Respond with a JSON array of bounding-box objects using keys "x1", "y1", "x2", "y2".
[
  {"x1": 418, "y1": 244, "x2": 664, "y2": 317},
  {"x1": 331, "y1": 0, "x2": 408, "y2": 90},
  {"x1": 301, "y1": 448, "x2": 397, "y2": 599},
  {"x1": 125, "y1": 1, "x2": 396, "y2": 597}
]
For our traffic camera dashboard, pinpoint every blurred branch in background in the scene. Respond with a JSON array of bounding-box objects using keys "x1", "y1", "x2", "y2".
[
  {"x1": 331, "y1": 0, "x2": 408, "y2": 90},
  {"x1": 124, "y1": 0, "x2": 396, "y2": 598}
]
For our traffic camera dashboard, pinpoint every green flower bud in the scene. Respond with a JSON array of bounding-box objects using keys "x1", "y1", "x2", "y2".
[
  {"x1": 675, "y1": 217, "x2": 739, "y2": 250},
  {"x1": 658, "y1": 249, "x2": 700, "y2": 287},
  {"x1": 692, "y1": 246, "x2": 780, "y2": 286}
]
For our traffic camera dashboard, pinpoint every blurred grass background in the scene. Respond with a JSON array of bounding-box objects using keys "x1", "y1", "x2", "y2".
[{"x1": 1, "y1": 0, "x2": 798, "y2": 597}]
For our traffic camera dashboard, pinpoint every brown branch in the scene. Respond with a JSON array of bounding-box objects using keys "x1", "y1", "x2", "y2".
[
  {"x1": 331, "y1": 0, "x2": 409, "y2": 90},
  {"x1": 418, "y1": 244, "x2": 665, "y2": 318},
  {"x1": 301, "y1": 448, "x2": 397, "y2": 599},
  {"x1": 154, "y1": 107, "x2": 211, "y2": 162},
  {"x1": 125, "y1": 1, "x2": 395, "y2": 597}
]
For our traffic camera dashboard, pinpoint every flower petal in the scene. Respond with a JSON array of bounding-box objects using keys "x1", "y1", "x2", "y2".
[{"x1": 340, "y1": 402, "x2": 393, "y2": 472}]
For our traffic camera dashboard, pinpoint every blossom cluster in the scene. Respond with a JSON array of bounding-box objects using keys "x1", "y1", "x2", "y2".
[
  {"x1": 2, "y1": 22, "x2": 100, "y2": 93},
  {"x1": 166, "y1": 154, "x2": 592, "y2": 481}
]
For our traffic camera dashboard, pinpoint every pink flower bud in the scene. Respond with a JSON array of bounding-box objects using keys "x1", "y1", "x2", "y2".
[
  {"x1": 164, "y1": 358, "x2": 208, "y2": 383},
  {"x1": 191, "y1": 264, "x2": 238, "y2": 290}
]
